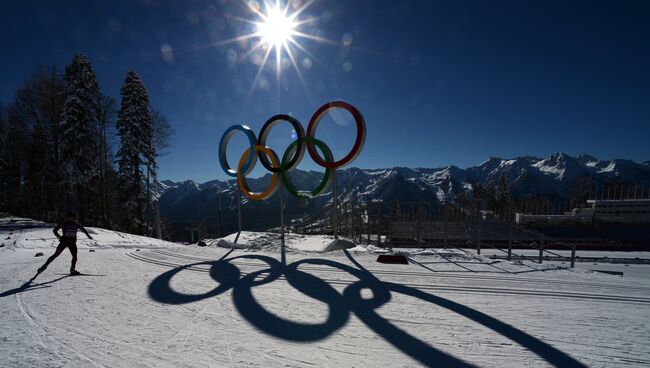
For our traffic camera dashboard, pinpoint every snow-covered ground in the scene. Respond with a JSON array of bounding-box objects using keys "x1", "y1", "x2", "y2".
[
  {"x1": 1, "y1": 217, "x2": 650, "y2": 367},
  {"x1": 207, "y1": 231, "x2": 365, "y2": 253},
  {"x1": 473, "y1": 248, "x2": 650, "y2": 280},
  {"x1": 0, "y1": 216, "x2": 180, "y2": 250}
]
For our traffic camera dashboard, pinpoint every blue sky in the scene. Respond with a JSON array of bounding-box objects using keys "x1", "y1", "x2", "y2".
[{"x1": 1, "y1": 0, "x2": 649, "y2": 182}]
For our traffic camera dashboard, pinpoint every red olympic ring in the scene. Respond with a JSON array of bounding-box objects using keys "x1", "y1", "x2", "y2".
[{"x1": 306, "y1": 101, "x2": 366, "y2": 169}]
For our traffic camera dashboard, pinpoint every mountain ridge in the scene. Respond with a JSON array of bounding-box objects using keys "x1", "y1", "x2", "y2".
[{"x1": 157, "y1": 153, "x2": 650, "y2": 233}]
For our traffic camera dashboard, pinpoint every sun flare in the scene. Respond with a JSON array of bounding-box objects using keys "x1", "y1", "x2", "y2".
[
  {"x1": 257, "y1": 6, "x2": 296, "y2": 47},
  {"x1": 210, "y1": 0, "x2": 340, "y2": 99}
]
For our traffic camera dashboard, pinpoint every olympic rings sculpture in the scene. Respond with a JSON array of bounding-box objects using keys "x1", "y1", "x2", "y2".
[{"x1": 218, "y1": 101, "x2": 366, "y2": 200}]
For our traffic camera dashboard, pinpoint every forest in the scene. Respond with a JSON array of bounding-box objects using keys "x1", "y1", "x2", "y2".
[{"x1": 0, "y1": 54, "x2": 173, "y2": 237}]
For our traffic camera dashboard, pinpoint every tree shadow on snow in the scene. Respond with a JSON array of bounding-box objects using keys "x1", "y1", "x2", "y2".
[{"x1": 147, "y1": 249, "x2": 587, "y2": 368}]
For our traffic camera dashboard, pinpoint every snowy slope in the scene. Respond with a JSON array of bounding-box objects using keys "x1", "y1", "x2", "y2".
[
  {"x1": 2, "y1": 218, "x2": 650, "y2": 367},
  {"x1": 0, "y1": 216, "x2": 180, "y2": 250},
  {"x1": 1, "y1": 235, "x2": 649, "y2": 367}
]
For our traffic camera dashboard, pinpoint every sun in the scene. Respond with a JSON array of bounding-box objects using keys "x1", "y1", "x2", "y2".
[
  {"x1": 257, "y1": 5, "x2": 296, "y2": 47},
  {"x1": 208, "y1": 0, "x2": 340, "y2": 99}
]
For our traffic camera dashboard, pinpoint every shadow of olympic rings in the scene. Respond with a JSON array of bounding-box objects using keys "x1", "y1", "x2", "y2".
[{"x1": 147, "y1": 250, "x2": 587, "y2": 368}]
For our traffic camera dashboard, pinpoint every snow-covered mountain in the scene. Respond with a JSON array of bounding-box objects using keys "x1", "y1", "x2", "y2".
[{"x1": 158, "y1": 153, "x2": 650, "y2": 232}]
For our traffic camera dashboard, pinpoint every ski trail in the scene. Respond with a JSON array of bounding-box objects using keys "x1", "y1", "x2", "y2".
[
  {"x1": 3, "y1": 246, "x2": 647, "y2": 367},
  {"x1": 150, "y1": 248, "x2": 650, "y2": 292},
  {"x1": 18, "y1": 271, "x2": 174, "y2": 365},
  {"x1": 15, "y1": 290, "x2": 50, "y2": 352},
  {"x1": 168, "y1": 301, "x2": 212, "y2": 345},
  {"x1": 227, "y1": 345, "x2": 234, "y2": 367},
  {"x1": 126, "y1": 251, "x2": 650, "y2": 305},
  {"x1": 16, "y1": 285, "x2": 106, "y2": 368}
]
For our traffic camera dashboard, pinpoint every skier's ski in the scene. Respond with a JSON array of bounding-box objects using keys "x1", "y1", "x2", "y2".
[{"x1": 54, "y1": 273, "x2": 106, "y2": 276}]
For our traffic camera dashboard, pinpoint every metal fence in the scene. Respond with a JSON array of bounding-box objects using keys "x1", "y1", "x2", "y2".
[{"x1": 292, "y1": 200, "x2": 577, "y2": 268}]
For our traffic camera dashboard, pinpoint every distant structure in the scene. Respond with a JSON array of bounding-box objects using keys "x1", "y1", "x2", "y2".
[
  {"x1": 516, "y1": 199, "x2": 650, "y2": 225},
  {"x1": 185, "y1": 218, "x2": 208, "y2": 243}
]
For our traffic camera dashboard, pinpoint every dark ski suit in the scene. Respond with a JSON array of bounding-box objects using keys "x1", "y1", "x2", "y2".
[{"x1": 40, "y1": 220, "x2": 93, "y2": 273}]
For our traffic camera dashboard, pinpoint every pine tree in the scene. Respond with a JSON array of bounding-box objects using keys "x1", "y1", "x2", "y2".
[
  {"x1": 59, "y1": 55, "x2": 101, "y2": 220},
  {"x1": 570, "y1": 174, "x2": 593, "y2": 206},
  {"x1": 497, "y1": 174, "x2": 510, "y2": 218},
  {"x1": 471, "y1": 182, "x2": 483, "y2": 220},
  {"x1": 143, "y1": 108, "x2": 154, "y2": 236},
  {"x1": 485, "y1": 185, "x2": 498, "y2": 215},
  {"x1": 98, "y1": 95, "x2": 117, "y2": 226},
  {"x1": 116, "y1": 71, "x2": 153, "y2": 234}
]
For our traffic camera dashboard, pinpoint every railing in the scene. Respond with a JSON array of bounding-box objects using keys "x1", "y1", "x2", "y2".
[{"x1": 288, "y1": 199, "x2": 579, "y2": 267}]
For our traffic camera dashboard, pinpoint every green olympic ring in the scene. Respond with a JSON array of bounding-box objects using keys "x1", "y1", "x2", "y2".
[{"x1": 281, "y1": 137, "x2": 334, "y2": 199}]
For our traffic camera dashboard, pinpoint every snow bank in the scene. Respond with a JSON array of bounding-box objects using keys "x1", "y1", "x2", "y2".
[
  {"x1": 207, "y1": 231, "x2": 358, "y2": 253},
  {"x1": 0, "y1": 216, "x2": 180, "y2": 250}
]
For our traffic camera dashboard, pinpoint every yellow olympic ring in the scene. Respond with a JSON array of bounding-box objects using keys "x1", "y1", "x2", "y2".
[{"x1": 237, "y1": 145, "x2": 280, "y2": 200}]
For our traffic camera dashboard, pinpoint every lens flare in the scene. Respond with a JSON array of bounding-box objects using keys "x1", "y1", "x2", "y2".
[
  {"x1": 204, "y1": 1, "x2": 341, "y2": 101},
  {"x1": 257, "y1": 6, "x2": 295, "y2": 47}
]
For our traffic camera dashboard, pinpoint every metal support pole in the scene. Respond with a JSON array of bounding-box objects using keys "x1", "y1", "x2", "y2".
[
  {"x1": 539, "y1": 234, "x2": 545, "y2": 264},
  {"x1": 367, "y1": 206, "x2": 371, "y2": 245},
  {"x1": 235, "y1": 186, "x2": 242, "y2": 243},
  {"x1": 377, "y1": 214, "x2": 382, "y2": 245},
  {"x1": 218, "y1": 191, "x2": 222, "y2": 238},
  {"x1": 332, "y1": 169, "x2": 338, "y2": 239},
  {"x1": 477, "y1": 210, "x2": 482, "y2": 255},
  {"x1": 508, "y1": 219, "x2": 513, "y2": 261},
  {"x1": 389, "y1": 212, "x2": 393, "y2": 246},
  {"x1": 443, "y1": 209, "x2": 448, "y2": 249},
  {"x1": 570, "y1": 243, "x2": 576, "y2": 268},
  {"x1": 280, "y1": 186, "x2": 286, "y2": 265},
  {"x1": 349, "y1": 201, "x2": 353, "y2": 238},
  {"x1": 417, "y1": 201, "x2": 422, "y2": 244},
  {"x1": 280, "y1": 186, "x2": 285, "y2": 244}
]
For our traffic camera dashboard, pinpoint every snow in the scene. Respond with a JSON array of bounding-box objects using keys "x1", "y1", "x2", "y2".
[
  {"x1": 598, "y1": 161, "x2": 617, "y2": 173},
  {"x1": 0, "y1": 216, "x2": 179, "y2": 250},
  {"x1": 533, "y1": 160, "x2": 566, "y2": 179},
  {"x1": 2, "y1": 216, "x2": 650, "y2": 367},
  {"x1": 210, "y1": 231, "x2": 357, "y2": 252}
]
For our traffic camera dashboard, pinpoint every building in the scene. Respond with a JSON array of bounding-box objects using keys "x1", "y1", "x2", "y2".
[{"x1": 516, "y1": 199, "x2": 650, "y2": 225}]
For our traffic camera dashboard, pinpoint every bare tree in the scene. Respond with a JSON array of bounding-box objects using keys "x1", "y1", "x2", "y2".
[
  {"x1": 2, "y1": 67, "x2": 66, "y2": 220},
  {"x1": 149, "y1": 107, "x2": 174, "y2": 238},
  {"x1": 151, "y1": 108, "x2": 174, "y2": 156}
]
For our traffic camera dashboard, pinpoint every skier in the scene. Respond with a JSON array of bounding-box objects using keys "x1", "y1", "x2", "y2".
[{"x1": 35, "y1": 212, "x2": 93, "y2": 277}]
